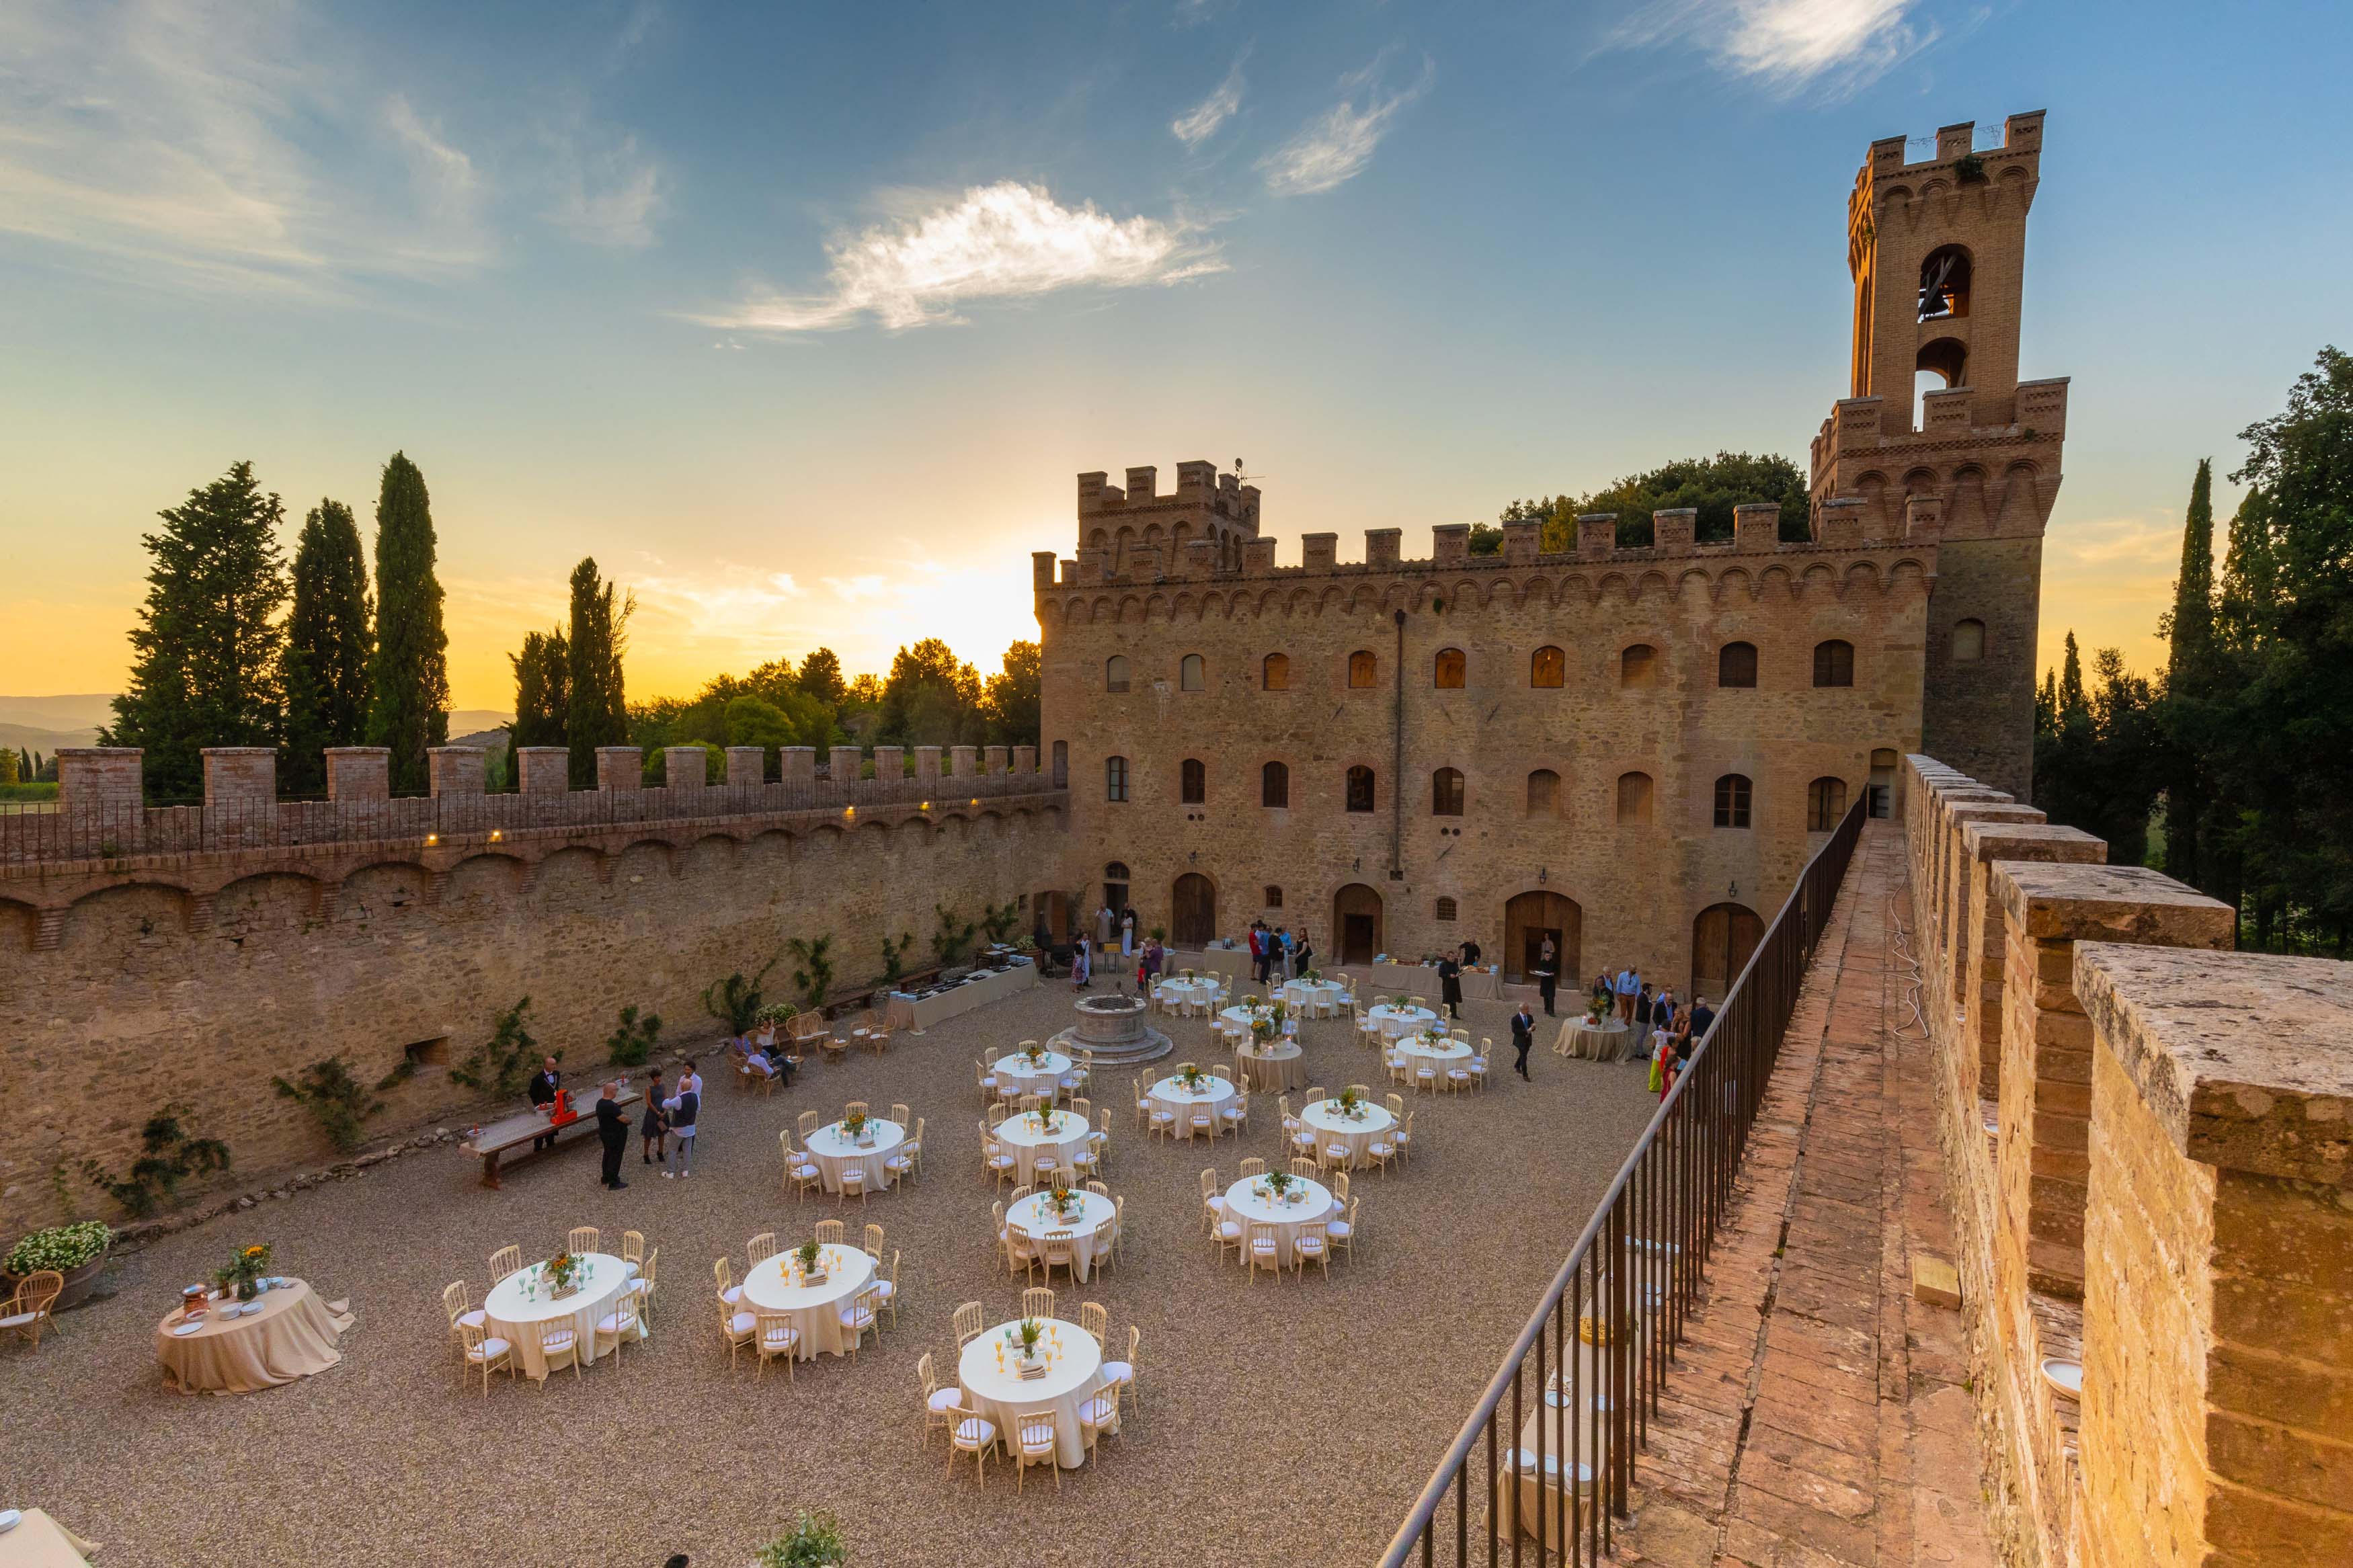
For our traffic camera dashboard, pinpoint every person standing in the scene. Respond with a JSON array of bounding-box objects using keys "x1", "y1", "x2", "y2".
[
  {"x1": 1688, "y1": 995, "x2": 1715, "y2": 1039},
  {"x1": 1072, "y1": 934, "x2": 1092, "y2": 989},
  {"x1": 1461, "y1": 937, "x2": 1482, "y2": 967},
  {"x1": 1615, "y1": 964, "x2": 1640, "y2": 1024},
  {"x1": 1437, "y1": 947, "x2": 1464, "y2": 1020},
  {"x1": 662, "y1": 1075, "x2": 700, "y2": 1179},
  {"x1": 1509, "y1": 1002, "x2": 1537, "y2": 1081},
  {"x1": 1248, "y1": 921, "x2": 1269, "y2": 985},
  {"x1": 1533, "y1": 936, "x2": 1560, "y2": 1018},
  {"x1": 639, "y1": 1071, "x2": 669, "y2": 1167},
  {"x1": 1294, "y1": 928, "x2": 1315, "y2": 974},
  {"x1": 1634, "y1": 983, "x2": 1655, "y2": 1037},
  {"x1": 1095, "y1": 903, "x2": 1113, "y2": 948},
  {"x1": 1120, "y1": 909, "x2": 1135, "y2": 957},
  {"x1": 528, "y1": 1056, "x2": 563, "y2": 1153},
  {"x1": 594, "y1": 1081, "x2": 630, "y2": 1190}
]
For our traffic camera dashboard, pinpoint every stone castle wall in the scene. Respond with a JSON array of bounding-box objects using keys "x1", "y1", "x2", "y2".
[{"x1": 0, "y1": 744, "x2": 1066, "y2": 1233}]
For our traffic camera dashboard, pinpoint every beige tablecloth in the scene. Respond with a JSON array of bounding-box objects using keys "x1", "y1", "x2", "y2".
[
  {"x1": 1168, "y1": 946, "x2": 1250, "y2": 983},
  {"x1": 739, "y1": 1245, "x2": 873, "y2": 1360},
  {"x1": 0, "y1": 1510, "x2": 101, "y2": 1568},
  {"x1": 959, "y1": 1319, "x2": 1109, "y2": 1468},
  {"x1": 994, "y1": 1050, "x2": 1072, "y2": 1099},
  {"x1": 807, "y1": 1118, "x2": 906, "y2": 1194},
  {"x1": 1232, "y1": 1040, "x2": 1306, "y2": 1091},
  {"x1": 1146, "y1": 1073, "x2": 1238, "y2": 1140},
  {"x1": 1359, "y1": 962, "x2": 1503, "y2": 1001},
  {"x1": 884, "y1": 960, "x2": 1037, "y2": 1030},
  {"x1": 1557, "y1": 1018, "x2": 1634, "y2": 1061},
  {"x1": 1006, "y1": 1191, "x2": 1116, "y2": 1283},
  {"x1": 994, "y1": 1110, "x2": 1092, "y2": 1184},
  {"x1": 154, "y1": 1277, "x2": 351, "y2": 1394},
  {"x1": 483, "y1": 1251, "x2": 639, "y2": 1378},
  {"x1": 1300, "y1": 1099, "x2": 1396, "y2": 1167}
]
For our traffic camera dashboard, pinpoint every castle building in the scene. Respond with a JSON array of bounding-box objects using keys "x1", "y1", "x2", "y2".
[{"x1": 1035, "y1": 114, "x2": 2066, "y2": 996}]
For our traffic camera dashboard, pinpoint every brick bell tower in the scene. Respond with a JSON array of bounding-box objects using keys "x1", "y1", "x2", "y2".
[{"x1": 1811, "y1": 110, "x2": 2068, "y2": 800}]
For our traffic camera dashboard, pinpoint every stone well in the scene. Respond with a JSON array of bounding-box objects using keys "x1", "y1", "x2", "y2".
[{"x1": 1047, "y1": 993, "x2": 1171, "y2": 1067}]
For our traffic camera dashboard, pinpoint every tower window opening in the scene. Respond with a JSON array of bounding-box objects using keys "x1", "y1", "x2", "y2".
[{"x1": 1917, "y1": 245, "x2": 1972, "y2": 323}]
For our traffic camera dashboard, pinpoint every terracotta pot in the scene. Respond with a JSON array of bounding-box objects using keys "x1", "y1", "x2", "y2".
[{"x1": 5, "y1": 1246, "x2": 112, "y2": 1311}]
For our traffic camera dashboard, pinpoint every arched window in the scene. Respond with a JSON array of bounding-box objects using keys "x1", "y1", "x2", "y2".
[
  {"x1": 1918, "y1": 243, "x2": 1972, "y2": 322},
  {"x1": 1531, "y1": 645, "x2": 1564, "y2": 688},
  {"x1": 1103, "y1": 862, "x2": 1129, "y2": 913},
  {"x1": 1952, "y1": 619, "x2": 1985, "y2": 661},
  {"x1": 1262, "y1": 653, "x2": 1290, "y2": 690},
  {"x1": 1431, "y1": 768, "x2": 1464, "y2": 817},
  {"x1": 1616, "y1": 772, "x2": 1653, "y2": 825},
  {"x1": 1434, "y1": 647, "x2": 1466, "y2": 688},
  {"x1": 1807, "y1": 776, "x2": 1849, "y2": 831},
  {"x1": 1347, "y1": 650, "x2": 1377, "y2": 688},
  {"x1": 1181, "y1": 757, "x2": 1205, "y2": 804},
  {"x1": 1345, "y1": 766, "x2": 1375, "y2": 813},
  {"x1": 1261, "y1": 761, "x2": 1289, "y2": 809},
  {"x1": 1435, "y1": 897, "x2": 1458, "y2": 922},
  {"x1": 1105, "y1": 755, "x2": 1129, "y2": 802},
  {"x1": 1714, "y1": 773, "x2": 1753, "y2": 829},
  {"x1": 1527, "y1": 768, "x2": 1559, "y2": 815},
  {"x1": 1179, "y1": 653, "x2": 1204, "y2": 691},
  {"x1": 1264, "y1": 885, "x2": 1283, "y2": 909},
  {"x1": 1813, "y1": 639, "x2": 1854, "y2": 688},
  {"x1": 1718, "y1": 642, "x2": 1757, "y2": 688},
  {"x1": 1621, "y1": 645, "x2": 1657, "y2": 688},
  {"x1": 1104, "y1": 655, "x2": 1130, "y2": 693}
]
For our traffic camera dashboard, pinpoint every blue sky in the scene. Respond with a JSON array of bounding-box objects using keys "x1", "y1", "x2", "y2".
[{"x1": 4, "y1": 0, "x2": 2348, "y2": 707}]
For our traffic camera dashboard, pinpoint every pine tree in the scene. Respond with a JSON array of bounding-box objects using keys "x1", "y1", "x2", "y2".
[
  {"x1": 2161, "y1": 461, "x2": 2215, "y2": 885},
  {"x1": 280, "y1": 498, "x2": 374, "y2": 794},
  {"x1": 2057, "y1": 631, "x2": 2086, "y2": 722},
  {"x1": 796, "y1": 647, "x2": 848, "y2": 709},
  {"x1": 99, "y1": 462, "x2": 289, "y2": 800},
  {"x1": 505, "y1": 627, "x2": 569, "y2": 788},
  {"x1": 564, "y1": 558, "x2": 631, "y2": 788},
  {"x1": 364, "y1": 452, "x2": 450, "y2": 794}
]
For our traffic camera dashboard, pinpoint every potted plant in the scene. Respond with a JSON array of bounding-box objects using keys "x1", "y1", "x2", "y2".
[
  {"x1": 3, "y1": 1220, "x2": 113, "y2": 1310},
  {"x1": 756, "y1": 1512, "x2": 848, "y2": 1568},
  {"x1": 214, "y1": 1241, "x2": 273, "y2": 1303},
  {"x1": 795, "y1": 1239, "x2": 825, "y2": 1282},
  {"x1": 1016, "y1": 1316, "x2": 1045, "y2": 1366},
  {"x1": 543, "y1": 1250, "x2": 585, "y2": 1300}
]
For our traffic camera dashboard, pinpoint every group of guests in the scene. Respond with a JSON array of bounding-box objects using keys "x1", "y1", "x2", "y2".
[
  {"x1": 1245, "y1": 919, "x2": 1314, "y2": 985},
  {"x1": 727, "y1": 1024, "x2": 801, "y2": 1087},
  {"x1": 1582, "y1": 967, "x2": 1719, "y2": 1101},
  {"x1": 524, "y1": 1055, "x2": 705, "y2": 1189}
]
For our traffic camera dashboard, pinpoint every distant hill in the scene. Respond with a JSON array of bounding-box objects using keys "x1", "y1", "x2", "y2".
[{"x1": 0, "y1": 699, "x2": 513, "y2": 761}]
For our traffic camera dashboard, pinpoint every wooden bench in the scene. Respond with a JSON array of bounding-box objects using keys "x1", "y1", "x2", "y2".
[{"x1": 461, "y1": 1086, "x2": 642, "y2": 1190}]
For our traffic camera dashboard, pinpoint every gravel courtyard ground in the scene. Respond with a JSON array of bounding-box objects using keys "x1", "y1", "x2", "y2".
[{"x1": 3, "y1": 981, "x2": 1661, "y2": 1568}]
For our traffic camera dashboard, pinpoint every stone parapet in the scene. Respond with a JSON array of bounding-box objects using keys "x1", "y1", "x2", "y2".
[
  {"x1": 596, "y1": 747, "x2": 641, "y2": 791},
  {"x1": 516, "y1": 747, "x2": 567, "y2": 794},
  {"x1": 325, "y1": 747, "x2": 391, "y2": 802},
  {"x1": 203, "y1": 747, "x2": 276, "y2": 809}
]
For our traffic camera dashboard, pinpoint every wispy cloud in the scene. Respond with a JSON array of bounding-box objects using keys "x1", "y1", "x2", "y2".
[
  {"x1": 824, "y1": 575, "x2": 891, "y2": 602},
  {"x1": 543, "y1": 127, "x2": 666, "y2": 249},
  {"x1": 1172, "y1": 50, "x2": 1248, "y2": 145},
  {"x1": 1596, "y1": 0, "x2": 1938, "y2": 97},
  {"x1": 1173, "y1": 0, "x2": 1238, "y2": 27},
  {"x1": 698, "y1": 181, "x2": 1224, "y2": 333},
  {"x1": 1260, "y1": 51, "x2": 1433, "y2": 197}
]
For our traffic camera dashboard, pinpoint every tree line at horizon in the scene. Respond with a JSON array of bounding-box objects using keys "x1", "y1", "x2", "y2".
[
  {"x1": 97, "y1": 452, "x2": 1041, "y2": 800},
  {"x1": 2031, "y1": 345, "x2": 2352, "y2": 954}
]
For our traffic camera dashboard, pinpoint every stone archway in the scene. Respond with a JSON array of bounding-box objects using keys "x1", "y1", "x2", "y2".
[
  {"x1": 1503, "y1": 891, "x2": 1581, "y2": 985},
  {"x1": 1691, "y1": 902, "x2": 1763, "y2": 1003},
  {"x1": 1332, "y1": 883, "x2": 1384, "y2": 966},
  {"x1": 1172, "y1": 872, "x2": 1217, "y2": 948}
]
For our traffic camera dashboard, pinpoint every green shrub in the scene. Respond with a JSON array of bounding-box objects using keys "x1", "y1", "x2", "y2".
[
  {"x1": 787, "y1": 934, "x2": 836, "y2": 1009},
  {"x1": 272, "y1": 1056, "x2": 385, "y2": 1153},
  {"x1": 450, "y1": 998, "x2": 547, "y2": 1098},
  {"x1": 5, "y1": 1220, "x2": 112, "y2": 1275},
  {"x1": 79, "y1": 1106, "x2": 231, "y2": 1219},
  {"x1": 879, "y1": 931, "x2": 913, "y2": 984},
  {"x1": 755, "y1": 1512, "x2": 846, "y2": 1567},
  {"x1": 703, "y1": 958, "x2": 779, "y2": 1035},
  {"x1": 606, "y1": 1005, "x2": 664, "y2": 1067}
]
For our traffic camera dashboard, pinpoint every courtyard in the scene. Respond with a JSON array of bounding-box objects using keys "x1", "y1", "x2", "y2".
[{"x1": 3, "y1": 979, "x2": 1660, "y2": 1568}]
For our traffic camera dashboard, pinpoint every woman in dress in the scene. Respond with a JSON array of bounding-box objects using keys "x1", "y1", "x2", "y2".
[
  {"x1": 639, "y1": 1071, "x2": 670, "y2": 1167},
  {"x1": 1072, "y1": 934, "x2": 1092, "y2": 990}
]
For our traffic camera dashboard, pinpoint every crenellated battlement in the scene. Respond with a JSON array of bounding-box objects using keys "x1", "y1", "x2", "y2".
[{"x1": 1858, "y1": 110, "x2": 2044, "y2": 203}]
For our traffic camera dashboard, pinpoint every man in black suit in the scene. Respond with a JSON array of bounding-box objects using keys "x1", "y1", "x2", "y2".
[
  {"x1": 1436, "y1": 947, "x2": 1464, "y2": 1020},
  {"x1": 1509, "y1": 1003, "x2": 1537, "y2": 1081},
  {"x1": 594, "y1": 1080, "x2": 630, "y2": 1190},
  {"x1": 1688, "y1": 996, "x2": 1716, "y2": 1039},
  {"x1": 528, "y1": 1056, "x2": 562, "y2": 1153},
  {"x1": 1533, "y1": 936, "x2": 1559, "y2": 1017}
]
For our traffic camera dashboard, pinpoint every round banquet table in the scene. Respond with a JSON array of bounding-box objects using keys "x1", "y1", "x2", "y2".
[
  {"x1": 154, "y1": 1278, "x2": 351, "y2": 1394},
  {"x1": 482, "y1": 1251, "x2": 639, "y2": 1378},
  {"x1": 993, "y1": 1050, "x2": 1072, "y2": 1099},
  {"x1": 1394, "y1": 1034, "x2": 1472, "y2": 1089},
  {"x1": 0, "y1": 1509, "x2": 102, "y2": 1568},
  {"x1": 1006, "y1": 1190, "x2": 1117, "y2": 1282},
  {"x1": 1158, "y1": 977, "x2": 1221, "y2": 1013},
  {"x1": 958, "y1": 1317, "x2": 1109, "y2": 1468},
  {"x1": 1232, "y1": 1039, "x2": 1307, "y2": 1091},
  {"x1": 739, "y1": 1244, "x2": 874, "y2": 1360},
  {"x1": 1224, "y1": 1174, "x2": 1337, "y2": 1259},
  {"x1": 806, "y1": 1117, "x2": 906, "y2": 1194},
  {"x1": 1300, "y1": 1097, "x2": 1396, "y2": 1167},
  {"x1": 993, "y1": 1109, "x2": 1092, "y2": 1184},
  {"x1": 1146, "y1": 1072, "x2": 1238, "y2": 1140},
  {"x1": 1367, "y1": 1003, "x2": 1441, "y2": 1039},
  {"x1": 1556, "y1": 1017, "x2": 1634, "y2": 1061},
  {"x1": 1281, "y1": 979, "x2": 1347, "y2": 1016}
]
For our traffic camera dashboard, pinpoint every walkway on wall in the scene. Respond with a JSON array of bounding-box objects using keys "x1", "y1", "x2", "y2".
[{"x1": 1612, "y1": 821, "x2": 2000, "y2": 1567}]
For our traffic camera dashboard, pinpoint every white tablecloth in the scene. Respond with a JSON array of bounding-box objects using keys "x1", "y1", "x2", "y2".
[
  {"x1": 483, "y1": 1251, "x2": 640, "y2": 1378},
  {"x1": 1146, "y1": 1073, "x2": 1238, "y2": 1140},
  {"x1": 1158, "y1": 977, "x2": 1222, "y2": 1013},
  {"x1": 1006, "y1": 1191, "x2": 1117, "y2": 1282},
  {"x1": 994, "y1": 1110, "x2": 1092, "y2": 1184},
  {"x1": 994, "y1": 1050, "x2": 1072, "y2": 1098},
  {"x1": 1396, "y1": 1035, "x2": 1472, "y2": 1089},
  {"x1": 1367, "y1": 1003, "x2": 1441, "y2": 1039},
  {"x1": 1225, "y1": 1175, "x2": 1337, "y2": 1259},
  {"x1": 1556, "y1": 1018, "x2": 1634, "y2": 1061},
  {"x1": 806, "y1": 1118, "x2": 906, "y2": 1194},
  {"x1": 1281, "y1": 979, "x2": 1347, "y2": 1016},
  {"x1": 1301, "y1": 1098, "x2": 1396, "y2": 1167},
  {"x1": 958, "y1": 1319, "x2": 1108, "y2": 1469},
  {"x1": 739, "y1": 1245, "x2": 874, "y2": 1360},
  {"x1": 1232, "y1": 1040, "x2": 1307, "y2": 1091}
]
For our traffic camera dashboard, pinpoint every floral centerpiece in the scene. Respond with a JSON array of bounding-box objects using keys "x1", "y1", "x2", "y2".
[
  {"x1": 1174, "y1": 1065, "x2": 1208, "y2": 1092},
  {"x1": 1269, "y1": 999, "x2": 1289, "y2": 1025},
  {"x1": 795, "y1": 1238, "x2": 825, "y2": 1282},
  {"x1": 1301, "y1": 967, "x2": 1320, "y2": 983},
  {"x1": 1031, "y1": 1097, "x2": 1060, "y2": 1134},
  {"x1": 1242, "y1": 993, "x2": 1262, "y2": 1009},
  {"x1": 1249, "y1": 1015, "x2": 1277, "y2": 1046},
  {"x1": 1021, "y1": 1041, "x2": 1049, "y2": 1067},
  {"x1": 1263, "y1": 1169, "x2": 1294, "y2": 1201},
  {"x1": 1182, "y1": 967, "x2": 1195, "y2": 981},
  {"x1": 543, "y1": 1249, "x2": 585, "y2": 1300},
  {"x1": 214, "y1": 1241, "x2": 272, "y2": 1302},
  {"x1": 1335, "y1": 1087, "x2": 1364, "y2": 1120},
  {"x1": 1045, "y1": 1180, "x2": 1077, "y2": 1220},
  {"x1": 842, "y1": 1108, "x2": 870, "y2": 1143},
  {"x1": 1015, "y1": 1316, "x2": 1045, "y2": 1364}
]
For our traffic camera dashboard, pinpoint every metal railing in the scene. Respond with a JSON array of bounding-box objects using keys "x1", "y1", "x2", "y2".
[
  {"x1": 1380, "y1": 796, "x2": 1868, "y2": 1566},
  {"x1": 0, "y1": 770, "x2": 1065, "y2": 868}
]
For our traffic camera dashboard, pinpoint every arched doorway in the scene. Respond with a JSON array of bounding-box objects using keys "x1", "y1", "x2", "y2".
[
  {"x1": 1691, "y1": 903, "x2": 1762, "y2": 1003},
  {"x1": 1172, "y1": 873, "x2": 1217, "y2": 947},
  {"x1": 1102, "y1": 862, "x2": 1130, "y2": 920},
  {"x1": 1503, "y1": 891, "x2": 1581, "y2": 985},
  {"x1": 1332, "y1": 883, "x2": 1383, "y2": 966}
]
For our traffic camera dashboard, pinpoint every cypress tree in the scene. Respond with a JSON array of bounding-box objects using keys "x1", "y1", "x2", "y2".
[
  {"x1": 796, "y1": 647, "x2": 847, "y2": 710},
  {"x1": 364, "y1": 452, "x2": 450, "y2": 794},
  {"x1": 99, "y1": 462, "x2": 289, "y2": 800},
  {"x1": 2057, "y1": 631, "x2": 2086, "y2": 722},
  {"x1": 280, "y1": 498, "x2": 374, "y2": 795},
  {"x1": 505, "y1": 627, "x2": 569, "y2": 788},
  {"x1": 2161, "y1": 461, "x2": 2215, "y2": 886},
  {"x1": 564, "y1": 559, "x2": 631, "y2": 788}
]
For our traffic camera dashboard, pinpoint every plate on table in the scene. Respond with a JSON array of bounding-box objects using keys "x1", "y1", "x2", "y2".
[
  {"x1": 171, "y1": 1321, "x2": 205, "y2": 1336},
  {"x1": 2040, "y1": 1358, "x2": 2083, "y2": 1398},
  {"x1": 0, "y1": 1509, "x2": 20, "y2": 1533}
]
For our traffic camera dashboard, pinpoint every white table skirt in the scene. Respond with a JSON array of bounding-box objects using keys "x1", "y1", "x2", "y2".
[
  {"x1": 1225, "y1": 1178, "x2": 1337, "y2": 1259},
  {"x1": 1300, "y1": 1100, "x2": 1396, "y2": 1167},
  {"x1": 806, "y1": 1118, "x2": 906, "y2": 1194},
  {"x1": 1146, "y1": 1075, "x2": 1238, "y2": 1141},
  {"x1": 1367, "y1": 1005, "x2": 1441, "y2": 1039},
  {"x1": 739, "y1": 1246, "x2": 873, "y2": 1360},
  {"x1": 994, "y1": 1112, "x2": 1092, "y2": 1184},
  {"x1": 1158, "y1": 978, "x2": 1222, "y2": 1014},
  {"x1": 994, "y1": 1052, "x2": 1072, "y2": 1098},
  {"x1": 1006, "y1": 1192, "x2": 1116, "y2": 1283},
  {"x1": 483, "y1": 1252, "x2": 639, "y2": 1378},
  {"x1": 959, "y1": 1319, "x2": 1107, "y2": 1468},
  {"x1": 1232, "y1": 1040, "x2": 1307, "y2": 1091},
  {"x1": 1281, "y1": 980, "x2": 1347, "y2": 1017}
]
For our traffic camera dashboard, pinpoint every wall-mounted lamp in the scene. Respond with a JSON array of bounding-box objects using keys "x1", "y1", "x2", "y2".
[
  {"x1": 1728, "y1": 880, "x2": 1739, "y2": 900},
  {"x1": 1538, "y1": 867, "x2": 1548, "y2": 884}
]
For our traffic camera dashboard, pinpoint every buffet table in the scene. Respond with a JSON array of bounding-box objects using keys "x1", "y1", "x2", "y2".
[
  {"x1": 153, "y1": 1277, "x2": 351, "y2": 1394},
  {"x1": 883, "y1": 960, "x2": 1036, "y2": 1031}
]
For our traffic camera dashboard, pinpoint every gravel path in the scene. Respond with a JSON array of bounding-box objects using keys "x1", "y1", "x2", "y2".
[{"x1": 3, "y1": 984, "x2": 1660, "y2": 1568}]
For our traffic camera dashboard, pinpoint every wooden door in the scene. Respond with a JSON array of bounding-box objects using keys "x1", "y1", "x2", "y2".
[
  {"x1": 1691, "y1": 903, "x2": 1762, "y2": 1002},
  {"x1": 1503, "y1": 891, "x2": 1581, "y2": 984},
  {"x1": 1172, "y1": 874, "x2": 1217, "y2": 947},
  {"x1": 1332, "y1": 883, "x2": 1383, "y2": 965}
]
